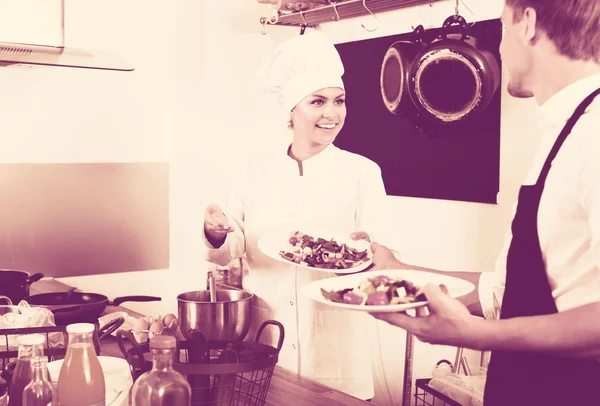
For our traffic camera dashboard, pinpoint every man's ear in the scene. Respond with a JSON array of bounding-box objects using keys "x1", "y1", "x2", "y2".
[{"x1": 521, "y1": 7, "x2": 538, "y2": 44}]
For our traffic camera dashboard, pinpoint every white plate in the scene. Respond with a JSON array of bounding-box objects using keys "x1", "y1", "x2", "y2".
[
  {"x1": 257, "y1": 226, "x2": 373, "y2": 274},
  {"x1": 300, "y1": 269, "x2": 475, "y2": 312}
]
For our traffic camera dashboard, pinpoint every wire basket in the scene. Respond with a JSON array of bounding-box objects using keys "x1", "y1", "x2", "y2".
[
  {"x1": 414, "y1": 378, "x2": 463, "y2": 406},
  {"x1": 0, "y1": 317, "x2": 124, "y2": 377},
  {"x1": 117, "y1": 319, "x2": 285, "y2": 406}
]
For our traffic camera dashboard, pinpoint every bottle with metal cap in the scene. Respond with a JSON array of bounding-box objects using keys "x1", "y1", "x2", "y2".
[
  {"x1": 57, "y1": 323, "x2": 105, "y2": 406},
  {"x1": 22, "y1": 356, "x2": 54, "y2": 406},
  {"x1": 9, "y1": 334, "x2": 47, "y2": 406},
  {"x1": 130, "y1": 335, "x2": 191, "y2": 406}
]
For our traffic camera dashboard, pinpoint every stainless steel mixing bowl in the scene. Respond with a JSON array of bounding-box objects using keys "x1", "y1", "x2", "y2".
[{"x1": 177, "y1": 289, "x2": 253, "y2": 341}]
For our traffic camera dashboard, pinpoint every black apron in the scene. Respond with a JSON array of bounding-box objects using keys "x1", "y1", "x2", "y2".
[{"x1": 484, "y1": 87, "x2": 600, "y2": 406}]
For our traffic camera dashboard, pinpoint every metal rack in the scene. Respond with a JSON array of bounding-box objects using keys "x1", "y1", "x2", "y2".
[{"x1": 260, "y1": 0, "x2": 443, "y2": 28}]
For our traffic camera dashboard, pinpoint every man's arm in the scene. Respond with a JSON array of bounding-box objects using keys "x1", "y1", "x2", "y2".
[
  {"x1": 475, "y1": 302, "x2": 600, "y2": 358},
  {"x1": 372, "y1": 282, "x2": 600, "y2": 360}
]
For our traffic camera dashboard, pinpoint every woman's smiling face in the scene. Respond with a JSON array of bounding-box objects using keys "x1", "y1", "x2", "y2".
[{"x1": 290, "y1": 87, "x2": 347, "y2": 147}]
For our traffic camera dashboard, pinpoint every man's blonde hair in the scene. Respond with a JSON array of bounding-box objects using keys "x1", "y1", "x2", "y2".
[{"x1": 507, "y1": 0, "x2": 600, "y2": 62}]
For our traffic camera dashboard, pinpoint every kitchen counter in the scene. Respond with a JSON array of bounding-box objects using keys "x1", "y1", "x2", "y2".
[{"x1": 31, "y1": 278, "x2": 371, "y2": 406}]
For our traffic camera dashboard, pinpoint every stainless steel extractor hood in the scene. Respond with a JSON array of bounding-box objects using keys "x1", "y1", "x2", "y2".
[{"x1": 0, "y1": 1, "x2": 133, "y2": 71}]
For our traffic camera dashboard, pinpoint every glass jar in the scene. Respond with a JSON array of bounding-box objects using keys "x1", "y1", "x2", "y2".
[
  {"x1": 130, "y1": 335, "x2": 191, "y2": 406},
  {"x1": 0, "y1": 376, "x2": 8, "y2": 406},
  {"x1": 22, "y1": 357, "x2": 54, "y2": 406},
  {"x1": 57, "y1": 323, "x2": 105, "y2": 406},
  {"x1": 9, "y1": 334, "x2": 46, "y2": 406}
]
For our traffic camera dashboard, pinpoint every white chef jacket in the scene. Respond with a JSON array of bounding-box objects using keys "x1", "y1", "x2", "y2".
[
  {"x1": 479, "y1": 72, "x2": 600, "y2": 320},
  {"x1": 204, "y1": 143, "x2": 393, "y2": 400}
]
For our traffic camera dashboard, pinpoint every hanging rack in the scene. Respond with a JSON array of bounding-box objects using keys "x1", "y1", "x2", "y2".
[{"x1": 259, "y1": 0, "x2": 443, "y2": 28}]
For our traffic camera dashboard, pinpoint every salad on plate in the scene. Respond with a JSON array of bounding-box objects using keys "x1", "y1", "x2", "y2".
[
  {"x1": 279, "y1": 231, "x2": 369, "y2": 270},
  {"x1": 320, "y1": 274, "x2": 441, "y2": 306}
]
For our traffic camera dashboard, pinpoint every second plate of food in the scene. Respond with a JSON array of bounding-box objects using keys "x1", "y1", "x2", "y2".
[
  {"x1": 257, "y1": 227, "x2": 372, "y2": 274},
  {"x1": 300, "y1": 269, "x2": 475, "y2": 313}
]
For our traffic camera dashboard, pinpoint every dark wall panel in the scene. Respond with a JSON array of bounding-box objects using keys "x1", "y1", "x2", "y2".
[{"x1": 334, "y1": 18, "x2": 502, "y2": 204}]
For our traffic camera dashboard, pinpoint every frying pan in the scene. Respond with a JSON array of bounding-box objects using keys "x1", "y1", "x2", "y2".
[
  {"x1": 25, "y1": 291, "x2": 161, "y2": 325},
  {"x1": 408, "y1": 14, "x2": 501, "y2": 124},
  {"x1": 380, "y1": 25, "x2": 426, "y2": 116},
  {"x1": 0, "y1": 295, "x2": 81, "y2": 314},
  {"x1": 0, "y1": 270, "x2": 44, "y2": 304}
]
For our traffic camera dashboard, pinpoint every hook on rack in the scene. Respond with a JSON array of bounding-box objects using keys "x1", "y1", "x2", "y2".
[
  {"x1": 300, "y1": 24, "x2": 307, "y2": 35},
  {"x1": 331, "y1": 2, "x2": 340, "y2": 21},
  {"x1": 411, "y1": 5, "x2": 428, "y2": 30},
  {"x1": 459, "y1": 0, "x2": 478, "y2": 28},
  {"x1": 260, "y1": 17, "x2": 268, "y2": 35},
  {"x1": 361, "y1": 0, "x2": 380, "y2": 32},
  {"x1": 259, "y1": 10, "x2": 281, "y2": 35},
  {"x1": 299, "y1": 9, "x2": 308, "y2": 26}
]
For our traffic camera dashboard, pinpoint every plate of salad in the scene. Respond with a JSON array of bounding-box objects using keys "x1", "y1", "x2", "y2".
[
  {"x1": 257, "y1": 227, "x2": 372, "y2": 273},
  {"x1": 300, "y1": 269, "x2": 475, "y2": 312}
]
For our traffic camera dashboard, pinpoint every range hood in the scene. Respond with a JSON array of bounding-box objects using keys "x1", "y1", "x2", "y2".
[{"x1": 0, "y1": 1, "x2": 133, "y2": 71}]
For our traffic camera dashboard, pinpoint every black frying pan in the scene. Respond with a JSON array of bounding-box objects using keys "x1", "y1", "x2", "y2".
[
  {"x1": 380, "y1": 25, "x2": 426, "y2": 116},
  {"x1": 24, "y1": 291, "x2": 161, "y2": 325},
  {"x1": 408, "y1": 14, "x2": 501, "y2": 125}
]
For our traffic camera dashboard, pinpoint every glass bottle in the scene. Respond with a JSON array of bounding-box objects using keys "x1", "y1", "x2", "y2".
[
  {"x1": 130, "y1": 335, "x2": 191, "y2": 406},
  {"x1": 22, "y1": 357, "x2": 54, "y2": 406},
  {"x1": 9, "y1": 334, "x2": 47, "y2": 406},
  {"x1": 0, "y1": 376, "x2": 8, "y2": 406},
  {"x1": 57, "y1": 323, "x2": 105, "y2": 406}
]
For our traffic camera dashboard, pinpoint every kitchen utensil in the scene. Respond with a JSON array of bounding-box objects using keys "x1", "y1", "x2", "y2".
[
  {"x1": 207, "y1": 272, "x2": 217, "y2": 303},
  {"x1": 257, "y1": 226, "x2": 372, "y2": 274},
  {"x1": 0, "y1": 270, "x2": 44, "y2": 304},
  {"x1": 0, "y1": 295, "x2": 81, "y2": 315},
  {"x1": 118, "y1": 320, "x2": 284, "y2": 406},
  {"x1": 24, "y1": 291, "x2": 162, "y2": 325},
  {"x1": 408, "y1": 14, "x2": 501, "y2": 124},
  {"x1": 177, "y1": 290, "x2": 252, "y2": 341},
  {"x1": 300, "y1": 269, "x2": 475, "y2": 313},
  {"x1": 380, "y1": 25, "x2": 426, "y2": 116},
  {"x1": 186, "y1": 330, "x2": 210, "y2": 405}
]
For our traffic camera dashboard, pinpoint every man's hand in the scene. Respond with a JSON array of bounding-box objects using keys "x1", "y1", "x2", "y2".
[{"x1": 370, "y1": 284, "x2": 484, "y2": 349}]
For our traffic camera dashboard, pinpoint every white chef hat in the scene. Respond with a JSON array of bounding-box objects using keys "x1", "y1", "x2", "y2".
[{"x1": 258, "y1": 30, "x2": 345, "y2": 112}]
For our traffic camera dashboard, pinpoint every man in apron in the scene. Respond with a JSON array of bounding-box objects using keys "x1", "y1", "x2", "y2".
[{"x1": 369, "y1": 1, "x2": 600, "y2": 404}]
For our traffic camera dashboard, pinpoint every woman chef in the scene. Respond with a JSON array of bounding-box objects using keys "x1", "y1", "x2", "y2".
[
  {"x1": 202, "y1": 30, "x2": 392, "y2": 400},
  {"x1": 368, "y1": 0, "x2": 600, "y2": 405}
]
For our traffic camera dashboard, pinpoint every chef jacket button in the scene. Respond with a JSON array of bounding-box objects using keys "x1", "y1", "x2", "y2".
[
  {"x1": 292, "y1": 344, "x2": 296, "y2": 349},
  {"x1": 290, "y1": 301, "x2": 294, "y2": 306}
]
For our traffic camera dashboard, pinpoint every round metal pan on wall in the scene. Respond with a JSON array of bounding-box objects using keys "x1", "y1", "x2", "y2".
[
  {"x1": 409, "y1": 15, "x2": 501, "y2": 125},
  {"x1": 380, "y1": 25, "x2": 426, "y2": 116}
]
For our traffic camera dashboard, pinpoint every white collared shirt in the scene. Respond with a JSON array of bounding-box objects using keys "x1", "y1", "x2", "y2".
[
  {"x1": 203, "y1": 143, "x2": 393, "y2": 400},
  {"x1": 479, "y1": 72, "x2": 600, "y2": 319}
]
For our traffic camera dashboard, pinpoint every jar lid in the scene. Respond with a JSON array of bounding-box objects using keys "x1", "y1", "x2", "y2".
[
  {"x1": 150, "y1": 335, "x2": 176, "y2": 349},
  {"x1": 17, "y1": 334, "x2": 45, "y2": 346},
  {"x1": 66, "y1": 323, "x2": 95, "y2": 334}
]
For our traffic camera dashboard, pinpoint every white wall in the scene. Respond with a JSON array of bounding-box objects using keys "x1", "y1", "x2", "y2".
[{"x1": 4, "y1": 0, "x2": 544, "y2": 404}]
